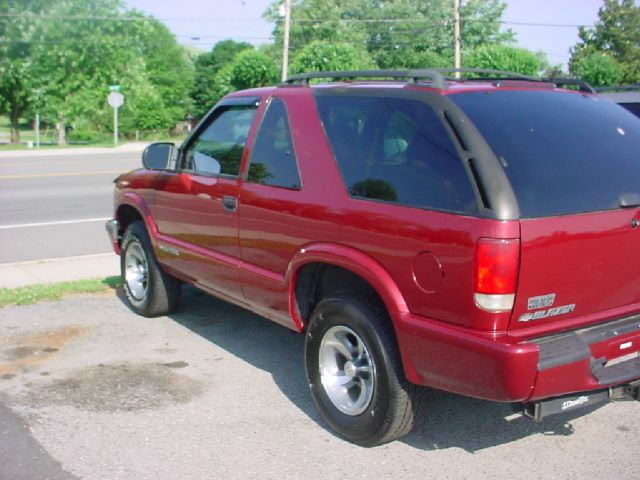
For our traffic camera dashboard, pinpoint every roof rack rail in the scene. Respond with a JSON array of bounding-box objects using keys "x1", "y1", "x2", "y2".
[
  {"x1": 545, "y1": 77, "x2": 596, "y2": 94},
  {"x1": 282, "y1": 70, "x2": 448, "y2": 89},
  {"x1": 594, "y1": 83, "x2": 640, "y2": 93},
  {"x1": 434, "y1": 67, "x2": 539, "y2": 82},
  {"x1": 436, "y1": 68, "x2": 596, "y2": 93}
]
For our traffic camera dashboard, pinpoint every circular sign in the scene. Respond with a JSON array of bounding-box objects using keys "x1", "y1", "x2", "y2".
[{"x1": 107, "y1": 91, "x2": 124, "y2": 108}]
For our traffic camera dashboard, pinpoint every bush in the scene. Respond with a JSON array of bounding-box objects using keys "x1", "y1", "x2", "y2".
[
  {"x1": 464, "y1": 45, "x2": 543, "y2": 76},
  {"x1": 66, "y1": 128, "x2": 111, "y2": 143},
  {"x1": 290, "y1": 42, "x2": 374, "y2": 75},
  {"x1": 572, "y1": 52, "x2": 624, "y2": 87}
]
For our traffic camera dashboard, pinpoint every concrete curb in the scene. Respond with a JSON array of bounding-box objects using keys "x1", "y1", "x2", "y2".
[{"x1": 0, "y1": 253, "x2": 120, "y2": 289}]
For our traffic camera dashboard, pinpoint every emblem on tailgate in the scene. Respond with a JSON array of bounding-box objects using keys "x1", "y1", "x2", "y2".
[
  {"x1": 527, "y1": 294, "x2": 556, "y2": 310},
  {"x1": 519, "y1": 293, "x2": 575, "y2": 322}
]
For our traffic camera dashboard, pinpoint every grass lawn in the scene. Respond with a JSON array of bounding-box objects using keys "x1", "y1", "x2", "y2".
[{"x1": 0, "y1": 277, "x2": 122, "y2": 307}]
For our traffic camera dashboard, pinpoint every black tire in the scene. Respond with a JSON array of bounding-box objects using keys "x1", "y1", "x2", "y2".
[
  {"x1": 120, "y1": 221, "x2": 181, "y2": 317},
  {"x1": 304, "y1": 292, "x2": 421, "y2": 446}
]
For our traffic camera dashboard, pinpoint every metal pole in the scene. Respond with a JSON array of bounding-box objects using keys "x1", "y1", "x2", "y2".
[
  {"x1": 35, "y1": 112, "x2": 40, "y2": 148},
  {"x1": 454, "y1": 0, "x2": 461, "y2": 78},
  {"x1": 281, "y1": 0, "x2": 291, "y2": 82},
  {"x1": 114, "y1": 107, "x2": 118, "y2": 146}
]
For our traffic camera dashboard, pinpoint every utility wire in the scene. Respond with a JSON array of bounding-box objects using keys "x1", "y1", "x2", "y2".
[{"x1": 0, "y1": 13, "x2": 596, "y2": 29}]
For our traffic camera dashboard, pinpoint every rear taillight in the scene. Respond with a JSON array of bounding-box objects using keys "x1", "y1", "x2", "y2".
[{"x1": 474, "y1": 238, "x2": 519, "y2": 312}]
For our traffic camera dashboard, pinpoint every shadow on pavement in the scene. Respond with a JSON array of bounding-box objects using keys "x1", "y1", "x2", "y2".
[{"x1": 117, "y1": 287, "x2": 604, "y2": 452}]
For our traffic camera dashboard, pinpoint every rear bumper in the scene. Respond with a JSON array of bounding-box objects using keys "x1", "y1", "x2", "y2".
[{"x1": 395, "y1": 311, "x2": 640, "y2": 402}]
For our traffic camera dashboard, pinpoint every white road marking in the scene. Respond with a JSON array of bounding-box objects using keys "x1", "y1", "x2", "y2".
[{"x1": 0, "y1": 217, "x2": 109, "y2": 230}]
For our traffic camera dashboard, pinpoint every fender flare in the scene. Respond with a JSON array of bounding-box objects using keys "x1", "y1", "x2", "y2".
[
  {"x1": 118, "y1": 192, "x2": 159, "y2": 240},
  {"x1": 286, "y1": 243, "x2": 409, "y2": 330}
]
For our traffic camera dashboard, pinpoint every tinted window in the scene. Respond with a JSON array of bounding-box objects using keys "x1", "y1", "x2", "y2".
[
  {"x1": 315, "y1": 94, "x2": 477, "y2": 214},
  {"x1": 452, "y1": 91, "x2": 640, "y2": 218},
  {"x1": 185, "y1": 105, "x2": 257, "y2": 176},
  {"x1": 621, "y1": 102, "x2": 640, "y2": 118},
  {"x1": 247, "y1": 98, "x2": 301, "y2": 189}
]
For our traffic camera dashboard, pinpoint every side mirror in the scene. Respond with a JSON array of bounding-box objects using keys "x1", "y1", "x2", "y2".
[{"x1": 142, "y1": 142, "x2": 178, "y2": 170}]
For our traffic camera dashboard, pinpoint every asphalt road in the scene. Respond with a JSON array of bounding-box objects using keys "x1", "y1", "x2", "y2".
[
  {"x1": 0, "y1": 150, "x2": 141, "y2": 263},
  {"x1": 1, "y1": 291, "x2": 639, "y2": 480}
]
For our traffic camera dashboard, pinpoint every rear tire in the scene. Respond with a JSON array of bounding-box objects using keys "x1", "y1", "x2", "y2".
[
  {"x1": 304, "y1": 292, "x2": 421, "y2": 446},
  {"x1": 120, "y1": 221, "x2": 180, "y2": 317}
]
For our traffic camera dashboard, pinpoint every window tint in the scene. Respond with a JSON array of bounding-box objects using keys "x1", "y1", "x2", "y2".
[
  {"x1": 247, "y1": 98, "x2": 301, "y2": 189},
  {"x1": 451, "y1": 90, "x2": 640, "y2": 218},
  {"x1": 315, "y1": 94, "x2": 477, "y2": 213},
  {"x1": 185, "y1": 105, "x2": 257, "y2": 176},
  {"x1": 621, "y1": 102, "x2": 640, "y2": 118}
]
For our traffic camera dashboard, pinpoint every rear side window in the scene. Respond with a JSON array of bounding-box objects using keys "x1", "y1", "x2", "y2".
[
  {"x1": 451, "y1": 90, "x2": 640, "y2": 218},
  {"x1": 247, "y1": 97, "x2": 301, "y2": 189},
  {"x1": 315, "y1": 94, "x2": 477, "y2": 214}
]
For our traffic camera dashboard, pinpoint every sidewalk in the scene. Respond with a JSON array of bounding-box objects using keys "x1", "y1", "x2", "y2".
[
  {"x1": 0, "y1": 253, "x2": 120, "y2": 289},
  {"x1": 0, "y1": 142, "x2": 150, "y2": 158}
]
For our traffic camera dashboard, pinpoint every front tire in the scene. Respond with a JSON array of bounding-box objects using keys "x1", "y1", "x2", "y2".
[
  {"x1": 304, "y1": 292, "x2": 421, "y2": 446},
  {"x1": 120, "y1": 221, "x2": 180, "y2": 317}
]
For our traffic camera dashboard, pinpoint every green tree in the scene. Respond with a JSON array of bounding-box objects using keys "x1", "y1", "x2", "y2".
[
  {"x1": 25, "y1": 1, "x2": 193, "y2": 144},
  {"x1": 228, "y1": 50, "x2": 279, "y2": 90},
  {"x1": 289, "y1": 42, "x2": 374, "y2": 74},
  {"x1": 464, "y1": 45, "x2": 544, "y2": 76},
  {"x1": 265, "y1": 0, "x2": 514, "y2": 69},
  {"x1": 191, "y1": 40, "x2": 253, "y2": 118},
  {"x1": 134, "y1": 15, "x2": 194, "y2": 129},
  {"x1": 570, "y1": 0, "x2": 640, "y2": 84},
  {"x1": 0, "y1": 0, "x2": 47, "y2": 143},
  {"x1": 572, "y1": 52, "x2": 624, "y2": 87},
  {"x1": 29, "y1": 0, "x2": 149, "y2": 144}
]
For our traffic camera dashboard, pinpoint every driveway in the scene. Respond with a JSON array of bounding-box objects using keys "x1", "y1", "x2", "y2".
[{"x1": 1, "y1": 290, "x2": 638, "y2": 480}]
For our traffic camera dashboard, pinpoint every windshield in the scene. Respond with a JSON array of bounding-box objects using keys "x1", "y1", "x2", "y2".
[{"x1": 451, "y1": 90, "x2": 640, "y2": 218}]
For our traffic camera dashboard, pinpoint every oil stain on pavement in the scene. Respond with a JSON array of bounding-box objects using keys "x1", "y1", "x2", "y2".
[{"x1": 27, "y1": 362, "x2": 203, "y2": 412}]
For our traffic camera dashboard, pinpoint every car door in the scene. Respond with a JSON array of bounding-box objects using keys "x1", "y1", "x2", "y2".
[
  {"x1": 154, "y1": 96, "x2": 260, "y2": 300},
  {"x1": 237, "y1": 96, "x2": 305, "y2": 327}
]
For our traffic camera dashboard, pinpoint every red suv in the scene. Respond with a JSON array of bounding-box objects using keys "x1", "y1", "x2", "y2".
[{"x1": 107, "y1": 69, "x2": 640, "y2": 446}]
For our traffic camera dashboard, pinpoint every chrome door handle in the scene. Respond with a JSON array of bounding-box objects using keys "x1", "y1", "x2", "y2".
[{"x1": 222, "y1": 195, "x2": 238, "y2": 212}]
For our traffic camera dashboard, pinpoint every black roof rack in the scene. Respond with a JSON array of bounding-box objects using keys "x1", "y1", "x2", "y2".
[
  {"x1": 282, "y1": 70, "x2": 448, "y2": 89},
  {"x1": 595, "y1": 83, "x2": 640, "y2": 93},
  {"x1": 436, "y1": 67, "x2": 539, "y2": 82},
  {"x1": 545, "y1": 77, "x2": 596, "y2": 94},
  {"x1": 281, "y1": 68, "x2": 596, "y2": 94},
  {"x1": 438, "y1": 68, "x2": 596, "y2": 93}
]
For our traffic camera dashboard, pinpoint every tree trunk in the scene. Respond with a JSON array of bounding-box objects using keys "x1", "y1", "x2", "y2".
[
  {"x1": 9, "y1": 110, "x2": 20, "y2": 144},
  {"x1": 56, "y1": 119, "x2": 67, "y2": 146}
]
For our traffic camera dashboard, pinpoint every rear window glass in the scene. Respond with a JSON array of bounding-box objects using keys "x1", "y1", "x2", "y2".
[
  {"x1": 451, "y1": 90, "x2": 640, "y2": 218},
  {"x1": 315, "y1": 94, "x2": 477, "y2": 214},
  {"x1": 621, "y1": 102, "x2": 640, "y2": 118}
]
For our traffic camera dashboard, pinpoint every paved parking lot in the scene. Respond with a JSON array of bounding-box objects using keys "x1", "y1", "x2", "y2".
[{"x1": 1, "y1": 290, "x2": 639, "y2": 480}]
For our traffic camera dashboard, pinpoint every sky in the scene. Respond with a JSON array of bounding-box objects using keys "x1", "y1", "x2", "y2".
[{"x1": 124, "y1": 0, "x2": 605, "y2": 69}]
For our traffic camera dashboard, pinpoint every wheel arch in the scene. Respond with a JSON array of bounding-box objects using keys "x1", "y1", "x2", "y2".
[
  {"x1": 288, "y1": 243, "x2": 409, "y2": 332},
  {"x1": 115, "y1": 193, "x2": 158, "y2": 247}
]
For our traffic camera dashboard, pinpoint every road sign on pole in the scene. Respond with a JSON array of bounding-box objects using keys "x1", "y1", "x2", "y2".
[{"x1": 107, "y1": 91, "x2": 124, "y2": 146}]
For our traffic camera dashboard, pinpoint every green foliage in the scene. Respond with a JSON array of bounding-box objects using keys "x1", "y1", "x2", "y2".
[
  {"x1": 191, "y1": 40, "x2": 253, "y2": 118},
  {"x1": 265, "y1": 0, "x2": 514, "y2": 69},
  {"x1": 572, "y1": 52, "x2": 623, "y2": 87},
  {"x1": 190, "y1": 47, "x2": 278, "y2": 118},
  {"x1": 229, "y1": 49, "x2": 279, "y2": 90},
  {"x1": 464, "y1": 45, "x2": 543, "y2": 76},
  {"x1": 134, "y1": 15, "x2": 194, "y2": 128},
  {"x1": 289, "y1": 42, "x2": 374, "y2": 74},
  {"x1": 12, "y1": 0, "x2": 194, "y2": 144},
  {"x1": 0, "y1": 0, "x2": 48, "y2": 143},
  {"x1": 570, "y1": 0, "x2": 640, "y2": 84}
]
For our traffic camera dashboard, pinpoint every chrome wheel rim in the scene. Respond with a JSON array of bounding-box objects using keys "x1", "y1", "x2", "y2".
[
  {"x1": 319, "y1": 325, "x2": 375, "y2": 416},
  {"x1": 125, "y1": 241, "x2": 148, "y2": 301}
]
